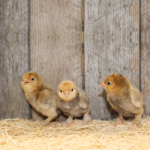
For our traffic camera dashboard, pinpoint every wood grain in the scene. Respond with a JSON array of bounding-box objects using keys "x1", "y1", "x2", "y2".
[
  {"x1": 30, "y1": 0, "x2": 82, "y2": 120},
  {"x1": 141, "y1": 0, "x2": 150, "y2": 117},
  {"x1": 0, "y1": 0, "x2": 30, "y2": 119},
  {"x1": 85, "y1": 0, "x2": 140, "y2": 120}
]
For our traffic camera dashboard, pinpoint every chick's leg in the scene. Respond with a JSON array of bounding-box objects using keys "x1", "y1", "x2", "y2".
[
  {"x1": 42, "y1": 117, "x2": 52, "y2": 126},
  {"x1": 64, "y1": 116, "x2": 73, "y2": 127},
  {"x1": 37, "y1": 108, "x2": 57, "y2": 126},
  {"x1": 36, "y1": 117, "x2": 52, "y2": 126},
  {"x1": 83, "y1": 112, "x2": 91, "y2": 124},
  {"x1": 132, "y1": 115, "x2": 142, "y2": 128},
  {"x1": 114, "y1": 113, "x2": 125, "y2": 127},
  {"x1": 132, "y1": 108, "x2": 143, "y2": 128},
  {"x1": 73, "y1": 112, "x2": 91, "y2": 125}
]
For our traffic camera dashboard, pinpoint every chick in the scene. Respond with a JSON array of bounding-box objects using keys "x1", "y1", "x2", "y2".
[
  {"x1": 57, "y1": 80, "x2": 91, "y2": 126},
  {"x1": 100, "y1": 73, "x2": 143, "y2": 128},
  {"x1": 21, "y1": 71, "x2": 60, "y2": 126}
]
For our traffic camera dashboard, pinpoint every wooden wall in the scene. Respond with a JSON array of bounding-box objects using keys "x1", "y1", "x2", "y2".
[
  {"x1": 85, "y1": 0, "x2": 140, "y2": 119},
  {"x1": 30, "y1": 0, "x2": 82, "y2": 120},
  {"x1": 0, "y1": 0, "x2": 150, "y2": 120},
  {"x1": 0, "y1": 0, "x2": 30, "y2": 119}
]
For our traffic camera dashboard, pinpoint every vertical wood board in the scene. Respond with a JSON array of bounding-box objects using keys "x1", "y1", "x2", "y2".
[
  {"x1": 85, "y1": 0, "x2": 140, "y2": 120},
  {"x1": 0, "y1": 0, "x2": 30, "y2": 119},
  {"x1": 30, "y1": 0, "x2": 82, "y2": 120},
  {"x1": 141, "y1": 0, "x2": 150, "y2": 117}
]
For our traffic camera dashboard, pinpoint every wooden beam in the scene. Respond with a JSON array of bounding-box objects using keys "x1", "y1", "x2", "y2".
[{"x1": 141, "y1": 0, "x2": 150, "y2": 117}]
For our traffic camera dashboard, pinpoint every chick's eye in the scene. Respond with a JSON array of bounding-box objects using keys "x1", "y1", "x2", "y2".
[
  {"x1": 31, "y1": 78, "x2": 34, "y2": 81},
  {"x1": 71, "y1": 89, "x2": 73, "y2": 91},
  {"x1": 60, "y1": 90, "x2": 62, "y2": 93},
  {"x1": 107, "y1": 81, "x2": 111, "y2": 85}
]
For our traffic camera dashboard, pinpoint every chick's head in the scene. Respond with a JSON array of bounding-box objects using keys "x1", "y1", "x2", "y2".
[
  {"x1": 99, "y1": 73, "x2": 130, "y2": 95},
  {"x1": 57, "y1": 80, "x2": 78, "y2": 102},
  {"x1": 21, "y1": 72, "x2": 44, "y2": 92}
]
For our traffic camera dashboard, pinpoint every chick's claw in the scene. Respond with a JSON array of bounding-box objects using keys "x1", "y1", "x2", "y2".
[
  {"x1": 132, "y1": 119, "x2": 142, "y2": 128},
  {"x1": 114, "y1": 117, "x2": 125, "y2": 127},
  {"x1": 132, "y1": 122, "x2": 142, "y2": 128},
  {"x1": 83, "y1": 112, "x2": 92, "y2": 124}
]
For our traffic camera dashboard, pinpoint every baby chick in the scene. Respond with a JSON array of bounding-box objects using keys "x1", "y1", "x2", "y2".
[
  {"x1": 100, "y1": 73, "x2": 143, "y2": 128},
  {"x1": 21, "y1": 71, "x2": 60, "y2": 126},
  {"x1": 57, "y1": 80, "x2": 91, "y2": 126}
]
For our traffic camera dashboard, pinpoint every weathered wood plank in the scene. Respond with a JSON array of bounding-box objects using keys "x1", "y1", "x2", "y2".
[
  {"x1": 0, "y1": 0, "x2": 30, "y2": 119},
  {"x1": 141, "y1": 0, "x2": 150, "y2": 117},
  {"x1": 30, "y1": 0, "x2": 82, "y2": 120},
  {"x1": 85, "y1": 0, "x2": 140, "y2": 120}
]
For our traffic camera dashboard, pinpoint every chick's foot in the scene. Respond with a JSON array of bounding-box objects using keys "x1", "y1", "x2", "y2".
[
  {"x1": 114, "y1": 117, "x2": 125, "y2": 127},
  {"x1": 63, "y1": 116, "x2": 73, "y2": 127},
  {"x1": 132, "y1": 115, "x2": 142, "y2": 128}
]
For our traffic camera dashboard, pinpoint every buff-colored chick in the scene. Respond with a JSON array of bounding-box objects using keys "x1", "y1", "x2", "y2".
[
  {"x1": 57, "y1": 80, "x2": 91, "y2": 126},
  {"x1": 21, "y1": 71, "x2": 60, "y2": 126},
  {"x1": 100, "y1": 73, "x2": 143, "y2": 128}
]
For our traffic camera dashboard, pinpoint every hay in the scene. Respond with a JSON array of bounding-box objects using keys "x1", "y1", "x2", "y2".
[{"x1": 0, "y1": 117, "x2": 150, "y2": 150}]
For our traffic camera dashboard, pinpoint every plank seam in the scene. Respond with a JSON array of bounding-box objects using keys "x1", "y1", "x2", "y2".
[
  {"x1": 28, "y1": 0, "x2": 32, "y2": 119},
  {"x1": 82, "y1": 0, "x2": 85, "y2": 90},
  {"x1": 139, "y1": 0, "x2": 141, "y2": 91}
]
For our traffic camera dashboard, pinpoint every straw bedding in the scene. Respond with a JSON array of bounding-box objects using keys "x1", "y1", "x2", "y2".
[{"x1": 0, "y1": 117, "x2": 150, "y2": 150}]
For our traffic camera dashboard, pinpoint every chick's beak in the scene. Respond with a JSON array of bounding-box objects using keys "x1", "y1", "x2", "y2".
[
  {"x1": 23, "y1": 78, "x2": 30, "y2": 84},
  {"x1": 99, "y1": 82, "x2": 106, "y2": 88},
  {"x1": 64, "y1": 90, "x2": 70, "y2": 97}
]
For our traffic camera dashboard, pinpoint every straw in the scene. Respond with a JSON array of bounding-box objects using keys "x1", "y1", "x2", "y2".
[{"x1": 0, "y1": 117, "x2": 149, "y2": 150}]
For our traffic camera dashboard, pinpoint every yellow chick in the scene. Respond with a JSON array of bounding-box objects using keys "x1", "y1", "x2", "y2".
[
  {"x1": 57, "y1": 80, "x2": 91, "y2": 126},
  {"x1": 21, "y1": 71, "x2": 60, "y2": 125},
  {"x1": 100, "y1": 73, "x2": 143, "y2": 127}
]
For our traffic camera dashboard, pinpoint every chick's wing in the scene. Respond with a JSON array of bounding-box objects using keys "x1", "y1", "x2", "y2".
[
  {"x1": 108, "y1": 95, "x2": 140, "y2": 114},
  {"x1": 78, "y1": 89, "x2": 90, "y2": 110},
  {"x1": 37, "y1": 89, "x2": 57, "y2": 110},
  {"x1": 130, "y1": 85, "x2": 143, "y2": 108}
]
